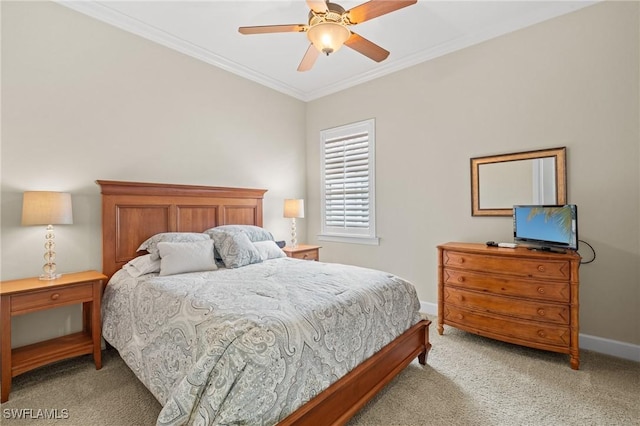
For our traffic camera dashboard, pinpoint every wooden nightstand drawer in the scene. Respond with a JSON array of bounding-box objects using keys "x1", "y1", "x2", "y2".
[
  {"x1": 283, "y1": 245, "x2": 321, "y2": 261},
  {"x1": 11, "y1": 284, "x2": 94, "y2": 315},
  {"x1": 289, "y1": 249, "x2": 319, "y2": 261}
]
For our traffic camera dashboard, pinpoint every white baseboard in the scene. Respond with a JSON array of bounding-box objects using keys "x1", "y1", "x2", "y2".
[
  {"x1": 579, "y1": 333, "x2": 640, "y2": 362},
  {"x1": 419, "y1": 301, "x2": 640, "y2": 363},
  {"x1": 420, "y1": 301, "x2": 438, "y2": 316}
]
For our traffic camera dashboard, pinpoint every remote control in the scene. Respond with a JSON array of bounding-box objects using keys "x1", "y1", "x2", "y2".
[{"x1": 498, "y1": 242, "x2": 518, "y2": 248}]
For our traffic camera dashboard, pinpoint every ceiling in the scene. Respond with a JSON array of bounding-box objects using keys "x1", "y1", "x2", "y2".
[{"x1": 57, "y1": 1, "x2": 597, "y2": 101}]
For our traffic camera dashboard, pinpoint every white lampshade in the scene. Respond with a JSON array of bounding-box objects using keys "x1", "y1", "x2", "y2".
[
  {"x1": 307, "y1": 22, "x2": 350, "y2": 55},
  {"x1": 22, "y1": 191, "x2": 73, "y2": 225},
  {"x1": 284, "y1": 199, "x2": 304, "y2": 219}
]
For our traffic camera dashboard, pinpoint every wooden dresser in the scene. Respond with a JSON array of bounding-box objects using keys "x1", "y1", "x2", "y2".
[{"x1": 437, "y1": 242, "x2": 581, "y2": 369}]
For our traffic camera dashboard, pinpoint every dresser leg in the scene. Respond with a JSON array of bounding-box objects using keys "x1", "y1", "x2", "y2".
[
  {"x1": 91, "y1": 282, "x2": 102, "y2": 370},
  {"x1": 570, "y1": 355, "x2": 580, "y2": 370},
  {"x1": 84, "y1": 293, "x2": 102, "y2": 370},
  {"x1": 1, "y1": 296, "x2": 11, "y2": 402},
  {"x1": 1, "y1": 353, "x2": 9, "y2": 403},
  {"x1": 1, "y1": 379, "x2": 8, "y2": 403}
]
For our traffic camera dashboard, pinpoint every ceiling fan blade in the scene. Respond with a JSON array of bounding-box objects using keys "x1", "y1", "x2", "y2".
[
  {"x1": 238, "y1": 24, "x2": 306, "y2": 35},
  {"x1": 306, "y1": 0, "x2": 328, "y2": 14},
  {"x1": 346, "y1": 0, "x2": 417, "y2": 25},
  {"x1": 297, "y1": 44, "x2": 320, "y2": 72},
  {"x1": 344, "y1": 32, "x2": 389, "y2": 62}
]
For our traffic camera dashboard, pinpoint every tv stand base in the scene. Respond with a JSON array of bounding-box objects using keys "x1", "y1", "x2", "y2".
[{"x1": 529, "y1": 246, "x2": 567, "y2": 254}]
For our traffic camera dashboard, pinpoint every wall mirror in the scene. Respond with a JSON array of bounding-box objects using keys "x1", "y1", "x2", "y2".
[{"x1": 471, "y1": 147, "x2": 567, "y2": 216}]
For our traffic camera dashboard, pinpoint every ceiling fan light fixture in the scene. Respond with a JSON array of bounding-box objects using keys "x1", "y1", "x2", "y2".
[{"x1": 307, "y1": 22, "x2": 350, "y2": 55}]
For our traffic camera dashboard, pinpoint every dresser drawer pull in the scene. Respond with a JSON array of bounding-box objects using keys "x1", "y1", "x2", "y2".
[
  {"x1": 458, "y1": 257, "x2": 465, "y2": 264},
  {"x1": 537, "y1": 287, "x2": 545, "y2": 294},
  {"x1": 456, "y1": 313, "x2": 464, "y2": 320},
  {"x1": 457, "y1": 276, "x2": 465, "y2": 283},
  {"x1": 302, "y1": 254, "x2": 309, "y2": 259},
  {"x1": 457, "y1": 295, "x2": 465, "y2": 302},
  {"x1": 537, "y1": 330, "x2": 547, "y2": 338},
  {"x1": 537, "y1": 308, "x2": 546, "y2": 317},
  {"x1": 50, "y1": 293, "x2": 60, "y2": 300},
  {"x1": 537, "y1": 265, "x2": 546, "y2": 272}
]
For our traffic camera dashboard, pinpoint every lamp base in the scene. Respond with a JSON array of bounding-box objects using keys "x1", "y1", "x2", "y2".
[
  {"x1": 39, "y1": 272, "x2": 62, "y2": 281},
  {"x1": 40, "y1": 225, "x2": 62, "y2": 281},
  {"x1": 290, "y1": 217, "x2": 298, "y2": 248}
]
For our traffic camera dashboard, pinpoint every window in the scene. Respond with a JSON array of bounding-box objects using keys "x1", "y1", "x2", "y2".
[{"x1": 319, "y1": 118, "x2": 378, "y2": 245}]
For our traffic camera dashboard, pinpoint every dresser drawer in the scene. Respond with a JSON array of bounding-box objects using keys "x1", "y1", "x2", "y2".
[
  {"x1": 444, "y1": 306, "x2": 571, "y2": 347},
  {"x1": 11, "y1": 284, "x2": 94, "y2": 314},
  {"x1": 443, "y1": 286, "x2": 570, "y2": 325},
  {"x1": 442, "y1": 268, "x2": 570, "y2": 303},
  {"x1": 442, "y1": 250, "x2": 571, "y2": 280}
]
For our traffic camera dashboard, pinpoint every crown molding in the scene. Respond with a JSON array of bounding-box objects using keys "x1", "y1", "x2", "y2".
[
  {"x1": 305, "y1": 1, "x2": 598, "y2": 101},
  {"x1": 55, "y1": 1, "x2": 308, "y2": 101},
  {"x1": 55, "y1": 1, "x2": 598, "y2": 103}
]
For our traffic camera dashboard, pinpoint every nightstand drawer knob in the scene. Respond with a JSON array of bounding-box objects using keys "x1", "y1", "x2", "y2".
[
  {"x1": 537, "y1": 330, "x2": 547, "y2": 338},
  {"x1": 537, "y1": 308, "x2": 546, "y2": 316},
  {"x1": 537, "y1": 287, "x2": 545, "y2": 294},
  {"x1": 537, "y1": 265, "x2": 546, "y2": 272},
  {"x1": 457, "y1": 276, "x2": 465, "y2": 283},
  {"x1": 456, "y1": 313, "x2": 464, "y2": 320},
  {"x1": 457, "y1": 295, "x2": 465, "y2": 302},
  {"x1": 51, "y1": 293, "x2": 60, "y2": 300},
  {"x1": 302, "y1": 254, "x2": 309, "y2": 259}
]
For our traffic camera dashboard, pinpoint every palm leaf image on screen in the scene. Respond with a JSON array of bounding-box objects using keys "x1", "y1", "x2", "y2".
[
  {"x1": 527, "y1": 207, "x2": 573, "y2": 241},
  {"x1": 514, "y1": 204, "x2": 578, "y2": 250}
]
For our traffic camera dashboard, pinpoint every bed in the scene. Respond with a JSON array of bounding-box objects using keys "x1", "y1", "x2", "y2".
[{"x1": 97, "y1": 180, "x2": 431, "y2": 425}]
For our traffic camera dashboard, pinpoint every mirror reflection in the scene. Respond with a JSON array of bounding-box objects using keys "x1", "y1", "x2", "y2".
[{"x1": 471, "y1": 147, "x2": 567, "y2": 216}]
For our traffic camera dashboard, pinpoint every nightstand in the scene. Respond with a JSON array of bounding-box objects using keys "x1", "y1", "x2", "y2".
[
  {"x1": 0, "y1": 270, "x2": 107, "y2": 402},
  {"x1": 283, "y1": 244, "x2": 321, "y2": 261}
]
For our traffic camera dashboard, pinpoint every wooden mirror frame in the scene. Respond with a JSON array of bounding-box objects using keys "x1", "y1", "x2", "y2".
[{"x1": 471, "y1": 147, "x2": 567, "y2": 217}]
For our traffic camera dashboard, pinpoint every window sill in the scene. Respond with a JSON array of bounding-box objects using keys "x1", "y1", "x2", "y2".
[{"x1": 317, "y1": 234, "x2": 380, "y2": 245}]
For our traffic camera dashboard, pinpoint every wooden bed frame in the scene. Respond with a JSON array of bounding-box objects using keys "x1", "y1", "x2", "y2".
[{"x1": 98, "y1": 180, "x2": 432, "y2": 425}]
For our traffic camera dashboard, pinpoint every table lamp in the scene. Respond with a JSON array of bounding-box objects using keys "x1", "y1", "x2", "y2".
[
  {"x1": 21, "y1": 191, "x2": 73, "y2": 280},
  {"x1": 283, "y1": 199, "x2": 304, "y2": 248}
]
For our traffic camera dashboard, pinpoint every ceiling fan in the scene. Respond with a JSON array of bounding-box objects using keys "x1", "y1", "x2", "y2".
[{"x1": 238, "y1": 0, "x2": 417, "y2": 72}]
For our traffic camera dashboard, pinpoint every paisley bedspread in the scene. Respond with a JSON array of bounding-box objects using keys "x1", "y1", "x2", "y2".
[{"x1": 102, "y1": 257, "x2": 421, "y2": 425}]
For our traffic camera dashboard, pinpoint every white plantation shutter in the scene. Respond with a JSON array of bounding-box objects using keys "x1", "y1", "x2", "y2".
[
  {"x1": 320, "y1": 119, "x2": 378, "y2": 245},
  {"x1": 325, "y1": 133, "x2": 369, "y2": 228}
]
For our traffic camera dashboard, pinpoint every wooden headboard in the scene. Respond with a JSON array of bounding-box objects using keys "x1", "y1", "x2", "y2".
[{"x1": 97, "y1": 180, "x2": 267, "y2": 279}]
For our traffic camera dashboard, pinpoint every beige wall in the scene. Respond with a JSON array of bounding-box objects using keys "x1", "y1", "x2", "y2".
[
  {"x1": 1, "y1": 1, "x2": 306, "y2": 346},
  {"x1": 2, "y1": 1, "x2": 638, "y2": 352},
  {"x1": 306, "y1": 1, "x2": 640, "y2": 346}
]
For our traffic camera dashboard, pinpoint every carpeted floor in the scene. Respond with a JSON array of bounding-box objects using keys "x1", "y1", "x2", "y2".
[{"x1": 2, "y1": 324, "x2": 638, "y2": 425}]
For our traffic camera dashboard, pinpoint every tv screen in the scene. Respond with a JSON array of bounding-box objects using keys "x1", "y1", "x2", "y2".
[{"x1": 513, "y1": 205, "x2": 578, "y2": 251}]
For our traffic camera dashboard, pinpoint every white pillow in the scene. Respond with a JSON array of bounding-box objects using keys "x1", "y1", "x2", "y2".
[
  {"x1": 137, "y1": 232, "x2": 211, "y2": 260},
  {"x1": 123, "y1": 254, "x2": 161, "y2": 277},
  {"x1": 253, "y1": 240, "x2": 286, "y2": 261},
  {"x1": 157, "y1": 240, "x2": 218, "y2": 276}
]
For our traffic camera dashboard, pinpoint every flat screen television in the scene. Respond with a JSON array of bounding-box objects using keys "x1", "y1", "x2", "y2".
[{"x1": 513, "y1": 204, "x2": 578, "y2": 252}]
